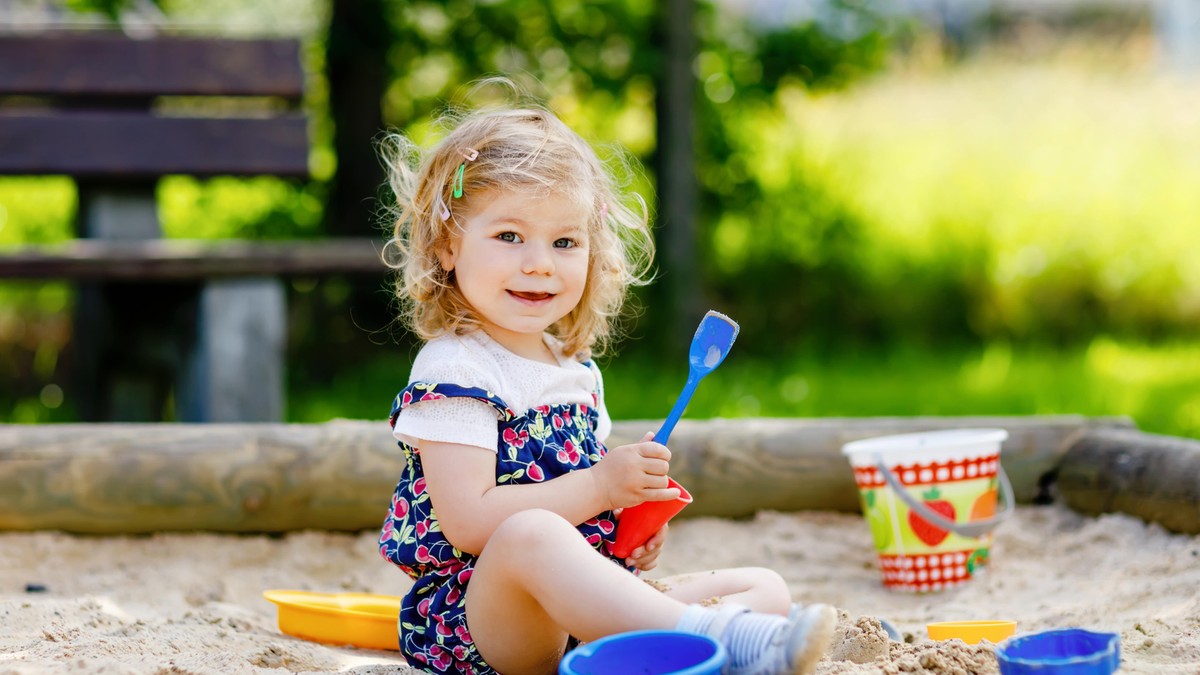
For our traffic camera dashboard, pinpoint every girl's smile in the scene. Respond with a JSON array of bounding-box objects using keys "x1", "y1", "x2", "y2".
[
  {"x1": 439, "y1": 189, "x2": 590, "y2": 362},
  {"x1": 509, "y1": 291, "x2": 554, "y2": 304}
]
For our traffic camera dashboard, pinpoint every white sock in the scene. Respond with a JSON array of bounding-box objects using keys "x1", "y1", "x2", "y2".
[
  {"x1": 722, "y1": 613, "x2": 789, "y2": 668},
  {"x1": 675, "y1": 605, "x2": 789, "y2": 668},
  {"x1": 675, "y1": 604, "x2": 717, "y2": 635}
]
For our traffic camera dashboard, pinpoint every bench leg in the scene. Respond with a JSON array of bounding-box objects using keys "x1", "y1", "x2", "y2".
[
  {"x1": 73, "y1": 183, "x2": 184, "y2": 421},
  {"x1": 72, "y1": 282, "x2": 200, "y2": 422},
  {"x1": 179, "y1": 278, "x2": 285, "y2": 422},
  {"x1": 78, "y1": 184, "x2": 161, "y2": 239}
]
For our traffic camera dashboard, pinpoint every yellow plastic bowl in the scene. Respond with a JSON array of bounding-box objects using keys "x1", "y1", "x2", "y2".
[
  {"x1": 263, "y1": 590, "x2": 403, "y2": 651},
  {"x1": 927, "y1": 620, "x2": 1017, "y2": 645}
]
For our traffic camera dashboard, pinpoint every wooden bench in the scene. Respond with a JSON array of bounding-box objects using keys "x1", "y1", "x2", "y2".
[{"x1": 0, "y1": 33, "x2": 384, "y2": 423}]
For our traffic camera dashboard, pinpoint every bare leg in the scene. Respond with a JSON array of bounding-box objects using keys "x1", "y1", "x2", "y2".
[
  {"x1": 465, "y1": 509, "x2": 690, "y2": 675},
  {"x1": 652, "y1": 568, "x2": 792, "y2": 615}
]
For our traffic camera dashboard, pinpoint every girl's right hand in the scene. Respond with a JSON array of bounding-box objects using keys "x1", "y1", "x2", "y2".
[{"x1": 591, "y1": 431, "x2": 681, "y2": 510}]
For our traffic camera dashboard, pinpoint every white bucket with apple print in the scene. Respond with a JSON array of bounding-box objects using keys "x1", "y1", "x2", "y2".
[{"x1": 841, "y1": 429, "x2": 1013, "y2": 592}]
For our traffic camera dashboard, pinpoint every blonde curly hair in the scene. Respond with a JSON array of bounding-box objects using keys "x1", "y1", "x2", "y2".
[{"x1": 381, "y1": 105, "x2": 655, "y2": 359}]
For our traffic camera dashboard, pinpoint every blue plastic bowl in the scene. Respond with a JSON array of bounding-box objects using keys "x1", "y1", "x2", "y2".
[
  {"x1": 559, "y1": 630, "x2": 727, "y2": 675},
  {"x1": 996, "y1": 628, "x2": 1120, "y2": 674}
]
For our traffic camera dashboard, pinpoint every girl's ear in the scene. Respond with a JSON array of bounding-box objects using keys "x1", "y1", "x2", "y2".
[{"x1": 437, "y1": 239, "x2": 459, "y2": 272}]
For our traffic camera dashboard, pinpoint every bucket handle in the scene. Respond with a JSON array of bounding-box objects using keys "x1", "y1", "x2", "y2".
[{"x1": 876, "y1": 459, "x2": 1014, "y2": 539}]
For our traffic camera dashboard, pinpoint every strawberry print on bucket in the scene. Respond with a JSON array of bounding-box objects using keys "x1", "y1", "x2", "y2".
[{"x1": 842, "y1": 429, "x2": 1013, "y2": 592}]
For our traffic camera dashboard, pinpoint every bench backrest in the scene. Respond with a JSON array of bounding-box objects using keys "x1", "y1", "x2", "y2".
[{"x1": 0, "y1": 33, "x2": 309, "y2": 179}]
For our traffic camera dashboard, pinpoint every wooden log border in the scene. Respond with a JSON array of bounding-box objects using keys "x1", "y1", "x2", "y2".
[
  {"x1": 0, "y1": 415, "x2": 1136, "y2": 534},
  {"x1": 1057, "y1": 428, "x2": 1200, "y2": 535}
]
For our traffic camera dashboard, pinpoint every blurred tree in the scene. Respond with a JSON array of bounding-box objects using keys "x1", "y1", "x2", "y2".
[
  {"x1": 656, "y1": 0, "x2": 702, "y2": 345},
  {"x1": 315, "y1": 0, "x2": 395, "y2": 355}
]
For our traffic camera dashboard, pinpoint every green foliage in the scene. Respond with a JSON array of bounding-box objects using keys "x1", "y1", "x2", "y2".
[
  {"x1": 767, "y1": 61, "x2": 1200, "y2": 344},
  {"x1": 5, "y1": 1, "x2": 1196, "y2": 435},
  {"x1": 698, "y1": 0, "x2": 894, "y2": 98},
  {"x1": 0, "y1": 177, "x2": 324, "y2": 242},
  {"x1": 62, "y1": 0, "x2": 154, "y2": 20},
  {"x1": 380, "y1": 0, "x2": 660, "y2": 124},
  {"x1": 0, "y1": 179, "x2": 75, "y2": 410},
  {"x1": 0, "y1": 178, "x2": 75, "y2": 246},
  {"x1": 158, "y1": 177, "x2": 327, "y2": 240}
]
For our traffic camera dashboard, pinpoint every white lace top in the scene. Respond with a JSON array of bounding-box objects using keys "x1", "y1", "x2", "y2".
[{"x1": 392, "y1": 331, "x2": 612, "y2": 452}]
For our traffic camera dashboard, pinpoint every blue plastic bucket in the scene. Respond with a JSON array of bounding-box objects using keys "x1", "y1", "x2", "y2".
[
  {"x1": 559, "y1": 630, "x2": 727, "y2": 675},
  {"x1": 996, "y1": 628, "x2": 1120, "y2": 674}
]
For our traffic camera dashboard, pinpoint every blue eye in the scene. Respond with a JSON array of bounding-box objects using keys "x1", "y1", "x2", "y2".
[
  {"x1": 554, "y1": 238, "x2": 576, "y2": 249},
  {"x1": 498, "y1": 232, "x2": 520, "y2": 243}
]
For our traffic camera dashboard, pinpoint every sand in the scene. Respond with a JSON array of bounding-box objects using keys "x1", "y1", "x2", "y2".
[{"x1": 2, "y1": 503, "x2": 1199, "y2": 674}]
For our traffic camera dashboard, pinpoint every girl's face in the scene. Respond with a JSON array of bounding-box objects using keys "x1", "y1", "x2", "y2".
[{"x1": 439, "y1": 189, "x2": 590, "y2": 361}]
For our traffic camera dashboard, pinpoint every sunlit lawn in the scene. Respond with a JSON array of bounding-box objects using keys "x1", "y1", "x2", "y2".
[
  {"x1": 754, "y1": 58, "x2": 1200, "y2": 338},
  {"x1": 290, "y1": 337, "x2": 1200, "y2": 440}
]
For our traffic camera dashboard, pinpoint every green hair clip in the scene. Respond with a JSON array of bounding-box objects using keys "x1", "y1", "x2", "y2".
[
  {"x1": 452, "y1": 163, "x2": 466, "y2": 198},
  {"x1": 452, "y1": 148, "x2": 479, "y2": 199}
]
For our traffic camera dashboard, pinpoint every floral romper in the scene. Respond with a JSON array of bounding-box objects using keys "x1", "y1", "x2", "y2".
[{"x1": 378, "y1": 379, "x2": 628, "y2": 675}]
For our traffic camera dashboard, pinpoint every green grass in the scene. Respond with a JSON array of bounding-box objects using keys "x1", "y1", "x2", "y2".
[
  {"x1": 289, "y1": 337, "x2": 1200, "y2": 440},
  {"x1": 602, "y1": 338, "x2": 1200, "y2": 440}
]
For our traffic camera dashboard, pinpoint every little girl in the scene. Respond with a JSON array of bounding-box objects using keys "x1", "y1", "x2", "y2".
[{"x1": 377, "y1": 102, "x2": 837, "y2": 675}]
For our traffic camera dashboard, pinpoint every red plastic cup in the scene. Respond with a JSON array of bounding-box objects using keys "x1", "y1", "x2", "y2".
[{"x1": 612, "y1": 477, "x2": 692, "y2": 559}]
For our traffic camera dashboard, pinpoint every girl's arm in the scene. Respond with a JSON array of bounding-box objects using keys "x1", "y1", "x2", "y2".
[{"x1": 418, "y1": 432, "x2": 678, "y2": 555}]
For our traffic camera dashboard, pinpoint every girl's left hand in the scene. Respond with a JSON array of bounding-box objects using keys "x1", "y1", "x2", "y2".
[{"x1": 624, "y1": 522, "x2": 669, "y2": 571}]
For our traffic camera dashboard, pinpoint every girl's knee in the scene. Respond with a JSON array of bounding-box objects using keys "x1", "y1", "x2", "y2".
[
  {"x1": 490, "y1": 508, "x2": 576, "y2": 552},
  {"x1": 743, "y1": 566, "x2": 787, "y2": 589},
  {"x1": 740, "y1": 567, "x2": 791, "y2": 614}
]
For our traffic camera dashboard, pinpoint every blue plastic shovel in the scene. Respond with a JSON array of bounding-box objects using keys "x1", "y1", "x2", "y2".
[
  {"x1": 612, "y1": 311, "x2": 740, "y2": 559},
  {"x1": 654, "y1": 310, "x2": 740, "y2": 445}
]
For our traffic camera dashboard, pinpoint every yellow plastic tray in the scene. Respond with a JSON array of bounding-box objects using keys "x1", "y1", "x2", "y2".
[
  {"x1": 927, "y1": 620, "x2": 1017, "y2": 645},
  {"x1": 263, "y1": 590, "x2": 403, "y2": 651}
]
